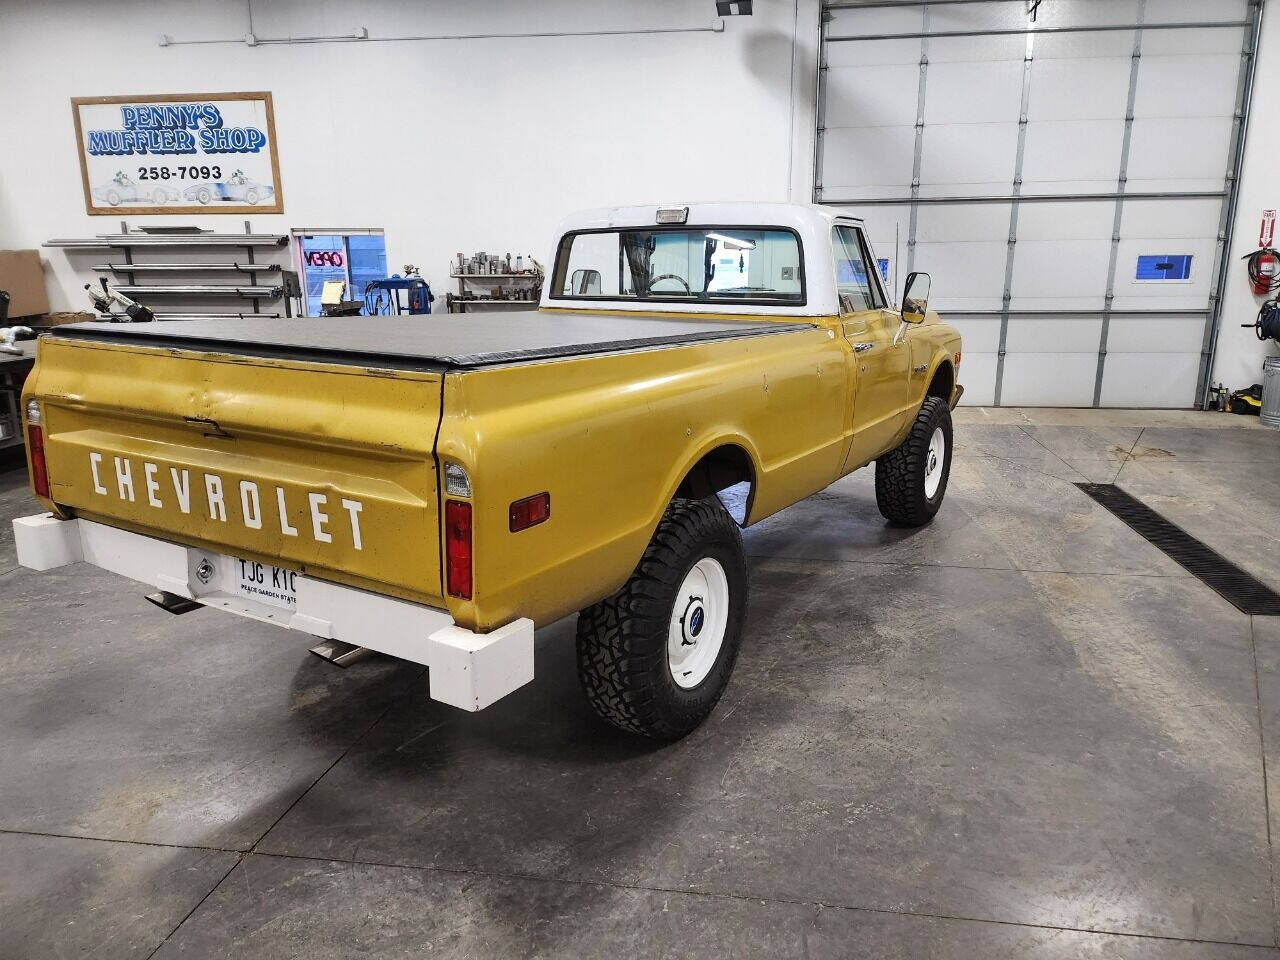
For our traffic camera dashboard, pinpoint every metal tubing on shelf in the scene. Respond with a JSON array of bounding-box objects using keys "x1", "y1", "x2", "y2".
[
  {"x1": 111, "y1": 285, "x2": 283, "y2": 297},
  {"x1": 1200, "y1": 0, "x2": 1264, "y2": 408},
  {"x1": 93, "y1": 263, "x2": 282, "y2": 273},
  {"x1": 827, "y1": 20, "x2": 1249, "y2": 42}
]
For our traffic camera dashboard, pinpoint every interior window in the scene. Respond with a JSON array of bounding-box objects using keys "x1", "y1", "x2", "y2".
[
  {"x1": 552, "y1": 228, "x2": 804, "y2": 304},
  {"x1": 832, "y1": 225, "x2": 878, "y2": 313}
]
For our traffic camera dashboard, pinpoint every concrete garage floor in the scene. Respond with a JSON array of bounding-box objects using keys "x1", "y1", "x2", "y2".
[{"x1": 2, "y1": 409, "x2": 1280, "y2": 959}]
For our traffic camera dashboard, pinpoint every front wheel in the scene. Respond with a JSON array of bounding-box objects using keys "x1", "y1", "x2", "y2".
[
  {"x1": 875, "y1": 396, "x2": 953, "y2": 527},
  {"x1": 576, "y1": 497, "x2": 747, "y2": 741}
]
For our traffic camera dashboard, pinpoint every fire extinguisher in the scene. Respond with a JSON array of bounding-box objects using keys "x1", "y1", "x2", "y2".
[{"x1": 1244, "y1": 247, "x2": 1280, "y2": 295}]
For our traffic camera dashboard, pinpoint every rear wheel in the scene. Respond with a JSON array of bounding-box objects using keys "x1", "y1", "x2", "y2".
[
  {"x1": 875, "y1": 396, "x2": 953, "y2": 527},
  {"x1": 576, "y1": 497, "x2": 747, "y2": 741}
]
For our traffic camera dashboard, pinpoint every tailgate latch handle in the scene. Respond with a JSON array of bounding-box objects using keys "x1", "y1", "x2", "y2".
[{"x1": 184, "y1": 415, "x2": 233, "y2": 439}]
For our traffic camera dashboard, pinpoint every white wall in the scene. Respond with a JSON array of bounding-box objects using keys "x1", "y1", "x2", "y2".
[
  {"x1": 1212, "y1": 0, "x2": 1280, "y2": 394},
  {"x1": 0, "y1": 0, "x2": 819, "y2": 313}
]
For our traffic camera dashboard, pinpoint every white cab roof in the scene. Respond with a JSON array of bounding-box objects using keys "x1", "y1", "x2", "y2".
[{"x1": 541, "y1": 202, "x2": 867, "y2": 317}]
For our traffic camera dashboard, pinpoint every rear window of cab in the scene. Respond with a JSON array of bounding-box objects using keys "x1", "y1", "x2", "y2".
[{"x1": 550, "y1": 227, "x2": 806, "y2": 306}]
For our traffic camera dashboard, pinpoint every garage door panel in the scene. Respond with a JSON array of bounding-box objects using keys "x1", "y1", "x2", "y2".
[
  {"x1": 1001, "y1": 354, "x2": 1099, "y2": 406},
  {"x1": 955, "y1": 351, "x2": 998, "y2": 406},
  {"x1": 917, "y1": 241, "x2": 1007, "y2": 308},
  {"x1": 1017, "y1": 201, "x2": 1114, "y2": 241},
  {"x1": 1021, "y1": 119, "x2": 1126, "y2": 190},
  {"x1": 1100, "y1": 353, "x2": 1199, "y2": 407},
  {"x1": 920, "y1": 123, "x2": 1019, "y2": 189},
  {"x1": 1144, "y1": 0, "x2": 1246, "y2": 24},
  {"x1": 1005, "y1": 316, "x2": 1104, "y2": 354},
  {"x1": 948, "y1": 317, "x2": 1003, "y2": 354},
  {"x1": 1010, "y1": 240, "x2": 1111, "y2": 306},
  {"x1": 1033, "y1": 31, "x2": 1138, "y2": 60},
  {"x1": 1141, "y1": 26, "x2": 1246, "y2": 56},
  {"x1": 925, "y1": 34, "x2": 1027, "y2": 65},
  {"x1": 1126, "y1": 117, "x2": 1233, "y2": 186},
  {"x1": 1133, "y1": 55, "x2": 1241, "y2": 120},
  {"x1": 1120, "y1": 198, "x2": 1222, "y2": 239},
  {"x1": 916, "y1": 203, "x2": 1011, "y2": 242},
  {"x1": 826, "y1": 6, "x2": 922, "y2": 42},
  {"x1": 1106, "y1": 316, "x2": 1206, "y2": 355},
  {"x1": 825, "y1": 65, "x2": 920, "y2": 129},
  {"x1": 824, "y1": 37, "x2": 921, "y2": 69},
  {"x1": 925, "y1": 61, "x2": 1025, "y2": 124},
  {"x1": 1028, "y1": 58, "x2": 1132, "y2": 121},
  {"x1": 820, "y1": 126, "x2": 916, "y2": 194},
  {"x1": 1112, "y1": 237, "x2": 1217, "y2": 306}
]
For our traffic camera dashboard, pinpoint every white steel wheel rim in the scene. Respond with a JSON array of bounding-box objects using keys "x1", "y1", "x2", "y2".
[
  {"x1": 667, "y1": 557, "x2": 730, "y2": 690},
  {"x1": 924, "y1": 426, "x2": 946, "y2": 499}
]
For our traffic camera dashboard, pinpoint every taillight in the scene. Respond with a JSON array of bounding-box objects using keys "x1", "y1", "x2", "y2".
[
  {"x1": 509, "y1": 492, "x2": 551, "y2": 532},
  {"x1": 28, "y1": 424, "x2": 49, "y2": 498},
  {"x1": 25, "y1": 399, "x2": 49, "y2": 498},
  {"x1": 445, "y1": 499, "x2": 473, "y2": 600}
]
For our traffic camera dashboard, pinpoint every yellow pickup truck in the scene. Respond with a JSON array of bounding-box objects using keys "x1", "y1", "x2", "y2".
[{"x1": 15, "y1": 203, "x2": 961, "y2": 740}]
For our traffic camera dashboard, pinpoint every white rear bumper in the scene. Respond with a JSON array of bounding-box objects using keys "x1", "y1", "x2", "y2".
[{"x1": 12, "y1": 513, "x2": 534, "y2": 712}]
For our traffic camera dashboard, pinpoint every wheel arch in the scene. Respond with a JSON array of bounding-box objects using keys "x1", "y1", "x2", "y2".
[
  {"x1": 667, "y1": 437, "x2": 761, "y2": 529},
  {"x1": 924, "y1": 358, "x2": 954, "y2": 403}
]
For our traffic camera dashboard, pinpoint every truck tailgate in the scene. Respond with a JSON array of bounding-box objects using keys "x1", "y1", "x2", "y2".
[{"x1": 29, "y1": 336, "x2": 445, "y2": 606}]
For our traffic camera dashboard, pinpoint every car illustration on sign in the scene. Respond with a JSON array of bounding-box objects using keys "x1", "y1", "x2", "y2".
[
  {"x1": 91, "y1": 172, "x2": 180, "y2": 206},
  {"x1": 182, "y1": 170, "x2": 275, "y2": 205}
]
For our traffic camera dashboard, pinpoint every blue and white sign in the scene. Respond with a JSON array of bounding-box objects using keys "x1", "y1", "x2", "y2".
[{"x1": 72, "y1": 92, "x2": 283, "y2": 215}]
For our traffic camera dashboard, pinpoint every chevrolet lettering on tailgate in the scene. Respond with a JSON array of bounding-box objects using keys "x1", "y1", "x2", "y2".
[{"x1": 88, "y1": 451, "x2": 365, "y2": 548}]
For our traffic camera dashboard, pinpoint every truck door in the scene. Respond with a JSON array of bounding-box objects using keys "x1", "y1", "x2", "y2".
[{"x1": 833, "y1": 224, "x2": 911, "y2": 469}]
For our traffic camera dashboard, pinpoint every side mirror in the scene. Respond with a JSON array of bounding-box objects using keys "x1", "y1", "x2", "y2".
[{"x1": 902, "y1": 271, "x2": 931, "y2": 323}]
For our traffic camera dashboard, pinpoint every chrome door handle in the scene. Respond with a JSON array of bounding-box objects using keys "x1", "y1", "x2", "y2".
[{"x1": 853, "y1": 342, "x2": 875, "y2": 353}]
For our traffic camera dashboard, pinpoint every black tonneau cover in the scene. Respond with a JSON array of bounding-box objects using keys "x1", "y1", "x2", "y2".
[{"x1": 49, "y1": 312, "x2": 814, "y2": 371}]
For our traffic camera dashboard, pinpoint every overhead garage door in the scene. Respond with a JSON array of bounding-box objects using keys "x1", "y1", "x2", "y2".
[{"x1": 814, "y1": 0, "x2": 1260, "y2": 407}]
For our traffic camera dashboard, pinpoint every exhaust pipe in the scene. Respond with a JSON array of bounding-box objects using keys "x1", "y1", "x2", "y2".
[
  {"x1": 145, "y1": 591, "x2": 203, "y2": 615},
  {"x1": 309, "y1": 638, "x2": 373, "y2": 668}
]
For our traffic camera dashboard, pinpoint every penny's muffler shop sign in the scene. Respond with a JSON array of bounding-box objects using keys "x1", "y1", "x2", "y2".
[{"x1": 71, "y1": 92, "x2": 283, "y2": 215}]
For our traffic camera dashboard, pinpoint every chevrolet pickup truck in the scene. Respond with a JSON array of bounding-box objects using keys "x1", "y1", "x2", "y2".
[{"x1": 15, "y1": 203, "x2": 962, "y2": 740}]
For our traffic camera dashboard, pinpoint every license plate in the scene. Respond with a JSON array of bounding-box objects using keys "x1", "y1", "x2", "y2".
[{"x1": 233, "y1": 558, "x2": 298, "y2": 609}]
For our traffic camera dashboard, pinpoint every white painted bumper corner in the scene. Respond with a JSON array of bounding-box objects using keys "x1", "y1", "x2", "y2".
[{"x1": 12, "y1": 513, "x2": 534, "y2": 713}]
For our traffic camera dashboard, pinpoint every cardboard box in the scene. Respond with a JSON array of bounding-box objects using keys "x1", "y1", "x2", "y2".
[{"x1": 0, "y1": 250, "x2": 50, "y2": 320}]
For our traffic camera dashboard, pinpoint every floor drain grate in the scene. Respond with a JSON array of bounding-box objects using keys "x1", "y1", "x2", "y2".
[{"x1": 1076, "y1": 483, "x2": 1280, "y2": 616}]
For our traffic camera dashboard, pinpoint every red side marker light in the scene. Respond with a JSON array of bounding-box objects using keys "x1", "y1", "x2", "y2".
[
  {"x1": 509, "y1": 492, "x2": 550, "y2": 532},
  {"x1": 445, "y1": 499, "x2": 472, "y2": 600}
]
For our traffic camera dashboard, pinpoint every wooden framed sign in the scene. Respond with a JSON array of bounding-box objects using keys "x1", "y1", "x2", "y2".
[{"x1": 71, "y1": 91, "x2": 283, "y2": 216}]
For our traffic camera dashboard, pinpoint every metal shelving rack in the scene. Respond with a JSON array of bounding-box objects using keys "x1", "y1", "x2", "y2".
[
  {"x1": 44, "y1": 220, "x2": 289, "y2": 320},
  {"x1": 445, "y1": 273, "x2": 543, "y2": 314}
]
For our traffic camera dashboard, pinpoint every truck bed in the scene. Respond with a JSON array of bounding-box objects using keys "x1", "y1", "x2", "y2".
[{"x1": 48, "y1": 312, "x2": 814, "y2": 371}]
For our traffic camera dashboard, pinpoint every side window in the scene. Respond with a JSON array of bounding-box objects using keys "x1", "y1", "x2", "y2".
[{"x1": 832, "y1": 225, "x2": 879, "y2": 314}]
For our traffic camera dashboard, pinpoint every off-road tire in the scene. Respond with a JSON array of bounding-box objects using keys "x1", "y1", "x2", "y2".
[
  {"x1": 576, "y1": 497, "x2": 747, "y2": 741},
  {"x1": 875, "y1": 396, "x2": 953, "y2": 527}
]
